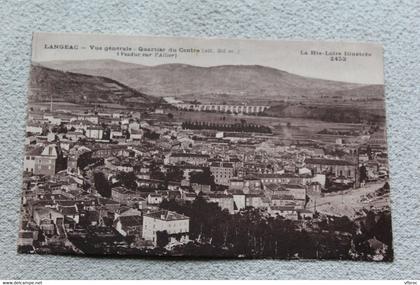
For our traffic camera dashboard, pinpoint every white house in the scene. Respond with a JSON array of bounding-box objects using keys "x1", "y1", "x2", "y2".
[
  {"x1": 130, "y1": 129, "x2": 143, "y2": 141},
  {"x1": 142, "y1": 210, "x2": 189, "y2": 245},
  {"x1": 147, "y1": 193, "x2": 163, "y2": 205},
  {"x1": 231, "y1": 190, "x2": 246, "y2": 211},
  {"x1": 44, "y1": 115, "x2": 61, "y2": 125},
  {"x1": 86, "y1": 126, "x2": 104, "y2": 140},
  {"x1": 26, "y1": 125, "x2": 43, "y2": 134}
]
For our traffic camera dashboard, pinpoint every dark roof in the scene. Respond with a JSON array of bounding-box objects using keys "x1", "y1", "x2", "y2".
[
  {"x1": 209, "y1": 193, "x2": 233, "y2": 199},
  {"x1": 171, "y1": 153, "x2": 209, "y2": 158},
  {"x1": 71, "y1": 119, "x2": 94, "y2": 125},
  {"x1": 84, "y1": 210, "x2": 100, "y2": 222},
  {"x1": 97, "y1": 197, "x2": 120, "y2": 205},
  {"x1": 270, "y1": 206, "x2": 296, "y2": 211},
  {"x1": 56, "y1": 200, "x2": 77, "y2": 207},
  {"x1": 305, "y1": 158, "x2": 354, "y2": 166},
  {"x1": 112, "y1": 187, "x2": 137, "y2": 195},
  {"x1": 166, "y1": 190, "x2": 181, "y2": 198},
  {"x1": 210, "y1": 162, "x2": 234, "y2": 168},
  {"x1": 272, "y1": 194, "x2": 295, "y2": 200},
  {"x1": 245, "y1": 193, "x2": 264, "y2": 198},
  {"x1": 257, "y1": 173, "x2": 305, "y2": 179},
  {"x1": 282, "y1": 184, "x2": 306, "y2": 189},
  {"x1": 58, "y1": 206, "x2": 78, "y2": 216},
  {"x1": 119, "y1": 215, "x2": 143, "y2": 227},
  {"x1": 173, "y1": 164, "x2": 204, "y2": 170},
  {"x1": 26, "y1": 146, "x2": 44, "y2": 156},
  {"x1": 229, "y1": 189, "x2": 245, "y2": 195},
  {"x1": 243, "y1": 175, "x2": 260, "y2": 181},
  {"x1": 264, "y1": 183, "x2": 285, "y2": 192},
  {"x1": 66, "y1": 131, "x2": 84, "y2": 135},
  {"x1": 144, "y1": 210, "x2": 189, "y2": 221}
]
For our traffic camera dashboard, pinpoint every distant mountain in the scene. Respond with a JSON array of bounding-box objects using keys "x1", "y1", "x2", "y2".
[
  {"x1": 38, "y1": 59, "x2": 144, "y2": 71},
  {"x1": 28, "y1": 64, "x2": 156, "y2": 104},
  {"x1": 38, "y1": 60, "x2": 384, "y2": 104}
]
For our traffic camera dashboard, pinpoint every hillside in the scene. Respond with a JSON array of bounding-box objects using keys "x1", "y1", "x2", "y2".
[
  {"x1": 38, "y1": 60, "x2": 384, "y2": 104},
  {"x1": 38, "y1": 59, "x2": 144, "y2": 72},
  {"x1": 28, "y1": 64, "x2": 156, "y2": 105},
  {"x1": 263, "y1": 103, "x2": 385, "y2": 123}
]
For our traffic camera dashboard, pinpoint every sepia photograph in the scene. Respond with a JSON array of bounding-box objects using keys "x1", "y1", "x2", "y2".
[{"x1": 18, "y1": 32, "x2": 393, "y2": 261}]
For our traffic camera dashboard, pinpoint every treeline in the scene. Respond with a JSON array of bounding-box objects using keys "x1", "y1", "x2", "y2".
[
  {"x1": 159, "y1": 198, "x2": 393, "y2": 260},
  {"x1": 263, "y1": 104, "x2": 385, "y2": 124},
  {"x1": 159, "y1": 199, "x2": 350, "y2": 259},
  {"x1": 318, "y1": 128, "x2": 360, "y2": 136},
  {"x1": 182, "y1": 121, "x2": 272, "y2": 133}
]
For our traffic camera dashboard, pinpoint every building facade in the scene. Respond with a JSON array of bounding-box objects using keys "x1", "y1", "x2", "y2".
[{"x1": 142, "y1": 210, "x2": 190, "y2": 245}]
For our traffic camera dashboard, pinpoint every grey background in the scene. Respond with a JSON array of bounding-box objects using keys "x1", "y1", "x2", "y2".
[{"x1": 0, "y1": 0, "x2": 419, "y2": 279}]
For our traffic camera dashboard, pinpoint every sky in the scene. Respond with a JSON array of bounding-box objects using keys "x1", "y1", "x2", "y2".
[{"x1": 32, "y1": 32, "x2": 384, "y2": 84}]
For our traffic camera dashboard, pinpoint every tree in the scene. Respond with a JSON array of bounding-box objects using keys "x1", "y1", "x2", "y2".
[
  {"x1": 93, "y1": 172, "x2": 111, "y2": 198},
  {"x1": 373, "y1": 212, "x2": 393, "y2": 246},
  {"x1": 102, "y1": 127, "x2": 111, "y2": 140},
  {"x1": 150, "y1": 162, "x2": 165, "y2": 181},
  {"x1": 167, "y1": 113, "x2": 174, "y2": 119},
  {"x1": 156, "y1": 230, "x2": 170, "y2": 248},
  {"x1": 116, "y1": 171, "x2": 137, "y2": 190},
  {"x1": 366, "y1": 145, "x2": 373, "y2": 160},
  {"x1": 359, "y1": 165, "x2": 368, "y2": 183},
  {"x1": 144, "y1": 130, "x2": 160, "y2": 140},
  {"x1": 190, "y1": 168, "x2": 215, "y2": 187},
  {"x1": 56, "y1": 123, "x2": 68, "y2": 134},
  {"x1": 165, "y1": 167, "x2": 184, "y2": 182}
]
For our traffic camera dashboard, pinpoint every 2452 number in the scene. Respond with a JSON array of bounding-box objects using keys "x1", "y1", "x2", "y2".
[{"x1": 330, "y1": 56, "x2": 347, "y2": 61}]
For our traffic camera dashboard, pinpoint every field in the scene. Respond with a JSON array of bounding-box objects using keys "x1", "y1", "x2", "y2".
[
  {"x1": 30, "y1": 101, "x2": 135, "y2": 113},
  {"x1": 172, "y1": 110, "x2": 364, "y2": 142},
  {"x1": 31, "y1": 100, "x2": 367, "y2": 144}
]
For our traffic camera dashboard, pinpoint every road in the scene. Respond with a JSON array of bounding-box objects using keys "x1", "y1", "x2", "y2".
[{"x1": 307, "y1": 181, "x2": 390, "y2": 218}]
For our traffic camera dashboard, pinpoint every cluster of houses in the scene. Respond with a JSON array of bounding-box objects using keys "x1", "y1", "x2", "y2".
[{"x1": 19, "y1": 103, "x2": 389, "y2": 253}]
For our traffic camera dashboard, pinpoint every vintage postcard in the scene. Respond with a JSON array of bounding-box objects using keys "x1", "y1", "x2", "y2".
[{"x1": 18, "y1": 32, "x2": 392, "y2": 261}]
